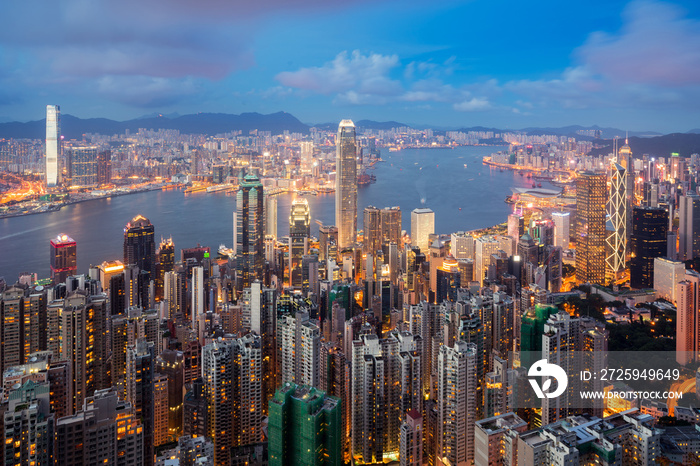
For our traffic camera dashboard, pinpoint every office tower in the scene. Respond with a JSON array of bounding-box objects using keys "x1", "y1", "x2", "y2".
[
  {"x1": 335, "y1": 120, "x2": 358, "y2": 249},
  {"x1": 126, "y1": 339, "x2": 155, "y2": 465},
  {"x1": 351, "y1": 331, "x2": 422, "y2": 464},
  {"x1": 45, "y1": 104, "x2": 61, "y2": 187},
  {"x1": 264, "y1": 193, "x2": 278, "y2": 239},
  {"x1": 319, "y1": 343, "x2": 350, "y2": 463},
  {"x1": 381, "y1": 206, "x2": 402, "y2": 246},
  {"x1": 437, "y1": 341, "x2": 477, "y2": 466},
  {"x1": 54, "y1": 388, "x2": 144, "y2": 466},
  {"x1": 97, "y1": 149, "x2": 111, "y2": 185},
  {"x1": 400, "y1": 410, "x2": 422, "y2": 466},
  {"x1": 202, "y1": 334, "x2": 262, "y2": 465},
  {"x1": 235, "y1": 173, "x2": 265, "y2": 291},
  {"x1": 4, "y1": 380, "x2": 54, "y2": 466},
  {"x1": 552, "y1": 211, "x2": 570, "y2": 250},
  {"x1": 191, "y1": 266, "x2": 205, "y2": 341},
  {"x1": 279, "y1": 310, "x2": 320, "y2": 387},
  {"x1": 654, "y1": 258, "x2": 686, "y2": 304},
  {"x1": 676, "y1": 271, "x2": 700, "y2": 365},
  {"x1": 575, "y1": 172, "x2": 606, "y2": 284},
  {"x1": 302, "y1": 255, "x2": 320, "y2": 296},
  {"x1": 618, "y1": 138, "x2": 635, "y2": 243},
  {"x1": 66, "y1": 145, "x2": 99, "y2": 188},
  {"x1": 268, "y1": 383, "x2": 342, "y2": 466},
  {"x1": 474, "y1": 235, "x2": 500, "y2": 285},
  {"x1": 289, "y1": 198, "x2": 311, "y2": 288},
  {"x1": 607, "y1": 162, "x2": 627, "y2": 278},
  {"x1": 507, "y1": 214, "x2": 525, "y2": 246},
  {"x1": 123, "y1": 215, "x2": 156, "y2": 273},
  {"x1": 163, "y1": 271, "x2": 182, "y2": 319},
  {"x1": 156, "y1": 350, "x2": 185, "y2": 440},
  {"x1": 451, "y1": 231, "x2": 474, "y2": 260},
  {"x1": 363, "y1": 206, "x2": 382, "y2": 254},
  {"x1": 155, "y1": 238, "x2": 174, "y2": 302},
  {"x1": 50, "y1": 233, "x2": 77, "y2": 284},
  {"x1": 97, "y1": 260, "x2": 124, "y2": 294},
  {"x1": 679, "y1": 194, "x2": 700, "y2": 260},
  {"x1": 411, "y1": 207, "x2": 435, "y2": 252},
  {"x1": 300, "y1": 140, "x2": 314, "y2": 173},
  {"x1": 60, "y1": 291, "x2": 110, "y2": 413},
  {"x1": 630, "y1": 207, "x2": 668, "y2": 289},
  {"x1": 319, "y1": 225, "x2": 339, "y2": 263},
  {"x1": 474, "y1": 413, "x2": 527, "y2": 466}
]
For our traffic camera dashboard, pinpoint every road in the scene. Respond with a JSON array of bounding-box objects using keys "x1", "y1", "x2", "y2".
[{"x1": 668, "y1": 377, "x2": 696, "y2": 417}]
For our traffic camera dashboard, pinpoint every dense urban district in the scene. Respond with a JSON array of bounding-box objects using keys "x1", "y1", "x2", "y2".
[{"x1": 3, "y1": 107, "x2": 700, "y2": 465}]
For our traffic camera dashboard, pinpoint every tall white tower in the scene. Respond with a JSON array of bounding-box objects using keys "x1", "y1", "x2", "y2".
[
  {"x1": 606, "y1": 162, "x2": 627, "y2": 277},
  {"x1": 46, "y1": 105, "x2": 61, "y2": 187},
  {"x1": 335, "y1": 120, "x2": 357, "y2": 249}
]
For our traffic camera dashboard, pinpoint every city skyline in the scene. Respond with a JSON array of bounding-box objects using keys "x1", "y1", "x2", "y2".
[{"x1": 0, "y1": 1, "x2": 699, "y2": 132}]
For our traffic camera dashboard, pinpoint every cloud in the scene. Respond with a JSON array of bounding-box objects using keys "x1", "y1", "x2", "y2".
[
  {"x1": 453, "y1": 97, "x2": 491, "y2": 112},
  {"x1": 276, "y1": 51, "x2": 402, "y2": 96},
  {"x1": 95, "y1": 76, "x2": 200, "y2": 108},
  {"x1": 578, "y1": 0, "x2": 700, "y2": 86}
]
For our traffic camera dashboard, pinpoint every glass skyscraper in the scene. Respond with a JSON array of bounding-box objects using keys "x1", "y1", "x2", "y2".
[
  {"x1": 335, "y1": 120, "x2": 357, "y2": 249},
  {"x1": 67, "y1": 145, "x2": 99, "y2": 188},
  {"x1": 235, "y1": 173, "x2": 265, "y2": 291},
  {"x1": 45, "y1": 105, "x2": 61, "y2": 187}
]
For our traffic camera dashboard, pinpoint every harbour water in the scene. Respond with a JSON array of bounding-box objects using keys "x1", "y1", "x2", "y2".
[{"x1": 0, "y1": 145, "x2": 546, "y2": 280}]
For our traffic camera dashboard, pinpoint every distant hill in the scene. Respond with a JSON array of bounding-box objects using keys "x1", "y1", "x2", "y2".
[
  {"x1": 520, "y1": 125, "x2": 661, "y2": 139},
  {"x1": 589, "y1": 133, "x2": 700, "y2": 158},
  {"x1": 0, "y1": 111, "x2": 310, "y2": 140}
]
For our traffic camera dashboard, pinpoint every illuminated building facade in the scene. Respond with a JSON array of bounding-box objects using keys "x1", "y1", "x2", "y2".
[
  {"x1": 575, "y1": 172, "x2": 606, "y2": 284},
  {"x1": 155, "y1": 238, "x2": 174, "y2": 302},
  {"x1": 381, "y1": 206, "x2": 402, "y2": 247},
  {"x1": 363, "y1": 206, "x2": 381, "y2": 255},
  {"x1": 319, "y1": 225, "x2": 339, "y2": 263},
  {"x1": 630, "y1": 206, "x2": 668, "y2": 289},
  {"x1": 202, "y1": 334, "x2": 262, "y2": 466},
  {"x1": 264, "y1": 193, "x2": 278, "y2": 239},
  {"x1": 410, "y1": 207, "x2": 434, "y2": 253},
  {"x1": 288, "y1": 198, "x2": 310, "y2": 288},
  {"x1": 235, "y1": 173, "x2": 265, "y2": 291},
  {"x1": 67, "y1": 145, "x2": 98, "y2": 188},
  {"x1": 335, "y1": 120, "x2": 358, "y2": 249},
  {"x1": 676, "y1": 271, "x2": 700, "y2": 365},
  {"x1": 50, "y1": 233, "x2": 77, "y2": 284},
  {"x1": 45, "y1": 104, "x2": 61, "y2": 187},
  {"x1": 123, "y1": 215, "x2": 156, "y2": 273},
  {"x1": 606, "y1": 162, "x2": 627, "y2": 278},
  {"x1": 679, "y1": 194, "x2": 700, "y2": 261},
  {"x1": 552, "y1": 211, "x2": 570, "y2": 250},
  {"x1": 4, "y1": 380, "x2": 54, "y2": 466}
]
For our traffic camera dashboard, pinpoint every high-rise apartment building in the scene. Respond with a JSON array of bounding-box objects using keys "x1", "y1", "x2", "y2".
[
  {"x1": 289, "y1": 198, "x2": 310, "y2": 288},
  {"x1": 155, "y1": 238, "x2": 174, "y2": 302},
  {"x1": 319, "y1": 225, "x2": 339, "y2": 263},
  {"x1": 400, "y1": 410, "x2": 423, "y2": 466},
  {"x1": 235, "y1": 173, "x2": 265, "y2": 291},
  {"x1": 202, "y1": 334, "x2": 262, "y2": 465},
  {"x1": 630, "y1": 206, "x2": 668, "y2": 289},
  {"x1": 575, "y1": 172, "x2": 606, "y2": 284},
  {"x1": 50, "y1": 233, "x2": 77, "y2": 284},
  {"x1": 268, "y1": 383, "x2": 342, "y2": 466},
  {"x1": 97, "y1": 149, "x2": 111, "y2": 185},
  {"x1": 279, "y1": 310, "x2": 320, "y2": 387},
  {"x1": 411, "y1": 207, "x2": 435, "y2": 253},
  {"x1": 3, "y1": 380, "x2": 55, "y2": 466},
  {"x1": 126, "y1": 339, "x2": 155, "y2": 465},
  {"x1": 474, "y1": 412, "x2": 527, "y2": 466},
  {"x1": 45, "y1": 105, "x2": 61, "y2": 187},
  {"x1": 54, "y1": 388, "x2": 144, "y2": 466},
  {"x1": 654, "y1": 257, "x2": 686, "y2": 304},
  {"x1": 677, "y1": 271, "x2": 700, "y2": 365},
  {"x1": 606, "y1": 162, "x2": 627, "y2": 278},
  {"x1": 123, "y1": 215, "x2": 156, "y2": 273},
  {"x1": 336, "y1": 120, "x2": 358, "y2": 249},
  {"x1": 437, "y1": 341, "x2": 477, "y2": 466}
]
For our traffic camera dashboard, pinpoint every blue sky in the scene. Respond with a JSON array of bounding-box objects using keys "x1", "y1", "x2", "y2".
[{"x1": 1, "y1": 0, "x2": 699, "y2": 132}]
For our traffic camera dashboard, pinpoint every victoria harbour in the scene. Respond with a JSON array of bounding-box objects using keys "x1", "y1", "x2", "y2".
[{"x1": 0, "y1": 145, "x2": 548, "y2": 280}]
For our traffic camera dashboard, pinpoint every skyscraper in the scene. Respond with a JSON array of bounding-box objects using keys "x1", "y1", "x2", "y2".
[
  {"x1": 363, "y1": 206, "x2": 382, "y2": 255},
  {"x1": 155, "y1": 238, "x2": 174, "y2": 302},
  {"x1": 202, "y1": 334, "x2": 262, "y2": 465},
  {"x1": 552, "y1": 211, "x2": 570, "y2": 250},
  {"x1": 606, "y1": 163, "x2": 627, "y2": 279},
  {"x1": 50, "y1": 233, "x2": 77, "y2": 284},
  {"x1": 123, "y1": 215, "x2": 156, "y2": 273},
  {"x1": 335, "y1": 120, "x2": 358, "y2": 249},
  {"x1": 288, "y1": 198, "x2": 310, "y2": 288},
  {"x1": 679, "y1": 194, "x2": 700, "y2": 261},
  {"x1": 411, "y1": 207, "x2": 435, "y2": 253},
  {"x1": 235, "y1": 173, "x2": 265, "y2": 291},
  {"x1": 268, "y1": 383, "x2": 342, "y2": 466},
  {"x1": 381, "y1": 206, "x2": 402, "y2": 247},
  {"x1": 67, "y1": 145, "x2": 99, "y2": 188},
  {"x1": 319, "y1": 225, "x2": 339, "y2": 263},
  {"x1": 45, "y1": 105, "x2": 61, "y2": 187},
  {"x1": 676, "y1": 271, "x2": 700, "y2": 365},
  {"x1": 264, "y1": 193, "x2": 278, "y2": 239},
  {"x1": 575, "y1": 172, "x2": 606, "y2": 284},
  {"x1": 630, "y1": 206, "x2": 668, "y2": 289}
]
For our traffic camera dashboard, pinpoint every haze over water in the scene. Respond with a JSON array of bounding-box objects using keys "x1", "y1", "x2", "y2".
[{"x1": 1, "y1": 145, "x2": 548, "y2": 280}]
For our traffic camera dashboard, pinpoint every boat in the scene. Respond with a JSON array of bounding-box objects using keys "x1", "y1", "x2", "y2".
[
  {"x1": 532, "y1": 182, "x2": 536, "y2": 188},
  {"x1": 537, "y1": 183, "x2": 542, "y2": 188}
]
